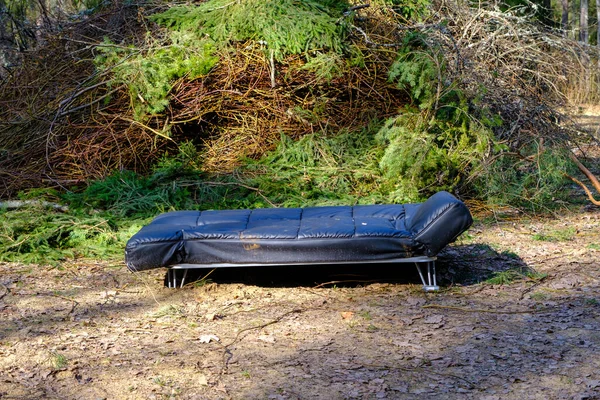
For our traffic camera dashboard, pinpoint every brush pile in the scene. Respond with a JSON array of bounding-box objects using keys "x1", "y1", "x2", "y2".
[{"x1": 0, "y1": 0, "x2": 595, "y2": 208}]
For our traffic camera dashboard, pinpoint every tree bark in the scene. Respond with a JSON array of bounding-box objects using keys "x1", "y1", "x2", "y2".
[
  {"x1": 572, "y1": 0, "x2": 579, "y2": 40},
  {"x1": 597, "y1": 0, "x2": 600, "y2": 64},
  {"x1": 540, "y1": 0, "x2": 553, "y2": 26},
  {"x1": 560, "y1": 0, "x2": 569, "y2": 36},
  {"x1": 580, "y1": 0, "x2": 589, "y2": 43}
]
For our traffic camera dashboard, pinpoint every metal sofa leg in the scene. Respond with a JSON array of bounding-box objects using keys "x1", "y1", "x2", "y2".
[
  {"x1": 167, "y1": 268, "x2": 189, "y2": 288},
  {"x1": 415, "y1": 261, "x2": 440, "y2": 292}
]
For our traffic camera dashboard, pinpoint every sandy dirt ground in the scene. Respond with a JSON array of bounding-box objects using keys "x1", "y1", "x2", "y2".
[{"x1": 1, "y1": 207, "x2": 600, "y2": 399}]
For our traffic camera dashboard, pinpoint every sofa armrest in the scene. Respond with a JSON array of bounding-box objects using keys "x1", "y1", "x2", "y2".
[{"x1": 406, "y1": 191, "x2": 473, "y2": 256}]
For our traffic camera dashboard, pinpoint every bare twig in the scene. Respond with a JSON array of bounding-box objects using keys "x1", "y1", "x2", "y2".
[
  {"x1": 0, "y1": 200, "x2": 69, "y2": 212},
  {"x1": 58, "y1": 85, "x2": 126, "y2": 117},
  {"x1": 218, "y1": 308, "x2": 304, "y2": 372},
  {"x1": 313, "y1": 279, "x2": 381, "y2": 289},
  {"x1": 269, "y1": 49, "x2": 276, "y2": 88},
  {"x1": 223, "y1": 308, "x2": 303, "y2": 348},
  {"x1": 351, "y1": 25, "x2": 400, "y2": 48}
]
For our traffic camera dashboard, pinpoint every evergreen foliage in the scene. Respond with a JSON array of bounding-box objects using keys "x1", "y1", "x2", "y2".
[
  {"x1": 247, "y1": 124, "x2": 385, "y2": 207},
  {"x1": 375, "y1": 108, "x2": 494, "y2": 202},
  {"x1": 388, "y1": 32, "x2": 442, "y2": 109},
  {"x1": 472, "y1": 145, "x2": 577, "y2": 211},
  {"x1": 65, "y1": 142, "x2": 205, "y2": 217},
  {"x1": 370, "y1": 0, "x2": 432, "y2": 21},
  {"x1": 299, "y1": 52, "x2": 345, "y2": 83},
  {"x1": 66, "y1": 170, "x2": 192, "y2": 218},
  {"x1": 95, "y1": 35, "x2": 218, "y2": 117},
  {"x1": 95, "y1": 0, "x2": 350, "y2": 117},
  {"x1": 380, "y1": 32, "x2": 499, "y2": 202},
  {"x1": 150, "y1": 0, "x2": 350, "y2": 61},
  {"x1": 0, "y1": 205, "x2": 140, "y2": 264}
]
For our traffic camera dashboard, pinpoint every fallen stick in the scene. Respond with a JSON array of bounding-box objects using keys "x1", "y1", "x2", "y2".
[{"x1": 0, "y1": 200, "x2": 69, "y2": 212}]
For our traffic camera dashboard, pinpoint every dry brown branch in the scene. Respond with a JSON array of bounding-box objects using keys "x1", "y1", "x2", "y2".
[
  {"x1": 565, "y1": 175, "x2": 600, "y2": 205},
  {"x1": 58, "y1": 85, "x2": 126, "y2": 117},
  {"x1": 568, "y1": 152, "x2": 600, "y2": 193}
]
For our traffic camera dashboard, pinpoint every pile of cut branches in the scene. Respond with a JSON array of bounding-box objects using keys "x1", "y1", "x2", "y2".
[
  {"x1": 0, "y1": 0, "x2": 597, "y2": 209},
  {"x1": 0, "y1": 0, "x2": 408, "y2": 197},
  {"x1": 0, "y1": 1, "x2": 164, "y2": 196}
]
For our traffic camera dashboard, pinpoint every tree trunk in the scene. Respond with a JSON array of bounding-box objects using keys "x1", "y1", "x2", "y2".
[
  {"x1": 580, "y1": 0, "x2": 589, "y2": 43},
  {"x1": 561, "y1": 0, "x2": 569, "y2": 36},
  {"x1": 572, "y1": 0, "x2": 579, "y2": 40},
  {"x1": 541, "y1": 0, "x2": 553, "y2": 26},
  {"x1": 597, "y1": 0, "x2": 600, "y2": 86}
]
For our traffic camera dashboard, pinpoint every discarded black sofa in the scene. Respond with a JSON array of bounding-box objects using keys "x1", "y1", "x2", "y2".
[{"x1": 125, "y1": 191, "x2": 473, "y2": 290}]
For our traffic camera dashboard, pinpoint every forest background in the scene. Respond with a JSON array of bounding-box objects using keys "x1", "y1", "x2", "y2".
[{"x1": 0, "y1": 0, "x2": 599, "y2": 263}]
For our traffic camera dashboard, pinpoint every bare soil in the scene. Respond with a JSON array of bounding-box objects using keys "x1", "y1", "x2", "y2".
[{"x1": 1, "y1": 207, "x2": 600, "y2": 399}]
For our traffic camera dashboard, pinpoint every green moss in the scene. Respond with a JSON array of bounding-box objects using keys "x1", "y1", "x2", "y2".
[{"x1": 532, "y1": 227, "x2": 576, "y2": 242}]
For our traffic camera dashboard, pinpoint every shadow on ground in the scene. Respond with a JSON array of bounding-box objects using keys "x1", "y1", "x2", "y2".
[{"x1": 164, "y1": 243, "x2": 530, "y2": 289}]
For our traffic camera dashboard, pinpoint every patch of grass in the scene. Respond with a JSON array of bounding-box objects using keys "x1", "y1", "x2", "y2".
[
  {"x1": 485, "y1": 270, "x2": 523, "y2": 285},
  {"x1": 485, "y1": 268, "x2": 545, "y2": 285},
  {"x1": 359, "y1": 311, "x2": 372, "y2": 320},
  {"x1": 585, "y1": 298, "x2": 599, "y2": 306},
  {"x1": 500, "y1": 250, "x2": 520, "y2": 259},
  {"x1": 192, "y1": 268, "x2": 216, "y2": 288},
  {"x1": 49, "y1": 352, "x2": 68, "y2": 370},
  {"x1": 194, "y1": 279, "x2": 213, "y2": 288},
  {"x1": 151, "y1": 305, "x2": 184, "y2": 318},
  {"x1": 587, "y1": 243, "x2": 600, "y2": 250},
  {"x1": 529, "y1": 291, "x2": 551, "y2": 301},
  {"x1": 526, "y1": 271, "x2": 548, "y2": 281},
  {"x1": 153, "y1": 376, "x2": 167, "y2": 386},
  {"x1": 532, "y1": 227, "x2": 576, "y2": 242}
]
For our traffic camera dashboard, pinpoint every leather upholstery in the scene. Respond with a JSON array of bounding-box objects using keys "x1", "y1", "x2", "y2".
[{"x1": 125, "y1": 191, "x2": 472, "y2": 271}]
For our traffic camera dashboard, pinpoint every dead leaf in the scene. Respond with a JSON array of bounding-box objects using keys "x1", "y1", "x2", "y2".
[
  {"x1": 258, "y1": 334, "x2": 275, "y2": 343},
  {"x1": 406, "y1": 297, "x2": 426, "y2": 306},
  {"x1": 423, "y1": 315, "x2": 444, "y2": 324},
  {"x1": 205, "y1": 313, "x2": 216, "y2": 321},
  {"x1": 341, "y1": 311, "x2": 354, "y2": 320},
  {"x1": 198, "y1": 374, "x2": 208, "y2": 386},
  {"x1": 199, "y1": 334, "x2": 220, "y2": 343}
]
